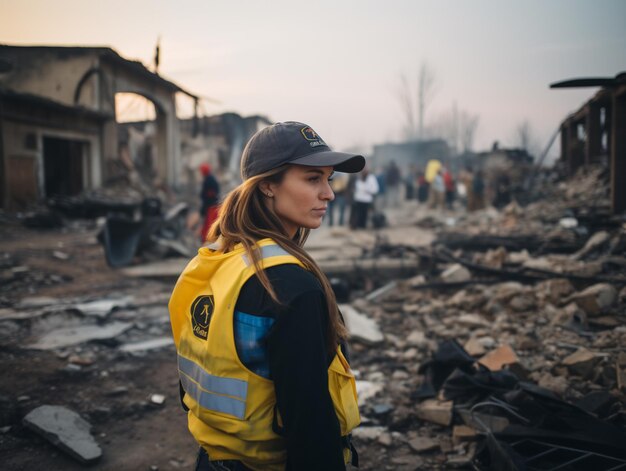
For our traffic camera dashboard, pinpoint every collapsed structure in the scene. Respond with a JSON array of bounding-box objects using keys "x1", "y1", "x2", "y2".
[
  {"x1": 0, "y1": 45, "x2": 199, "y2": 210},
  {"x1": 552, "y1": 71, "x2": 626, "y2": 214},
  {"x1": 371, "y1": 139, "x2": 450, "y2": 169},
  {"x1": 0, "y1": 43, "x2": 271, "y2": 242}
]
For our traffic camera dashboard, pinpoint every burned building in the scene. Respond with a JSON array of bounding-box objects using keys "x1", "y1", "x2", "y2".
[
  {"x1": 178, "y1": 113, "x2": 270, "y2": 175},
  {"x1": 0, "y1": 45, "x2": 197, "y2": 210},
  {"x1": 371, "y1": 139, "x2": 450, "y2": 171},
  {"x1": 461, "y1": 147, "x2": 535, "y2": 207},
  {"x1": 118, "y1": 112, "x2": 270, "y2": 200},
  {"x1": 551, "y1": 72, "x2": 626, "y2": 214}
]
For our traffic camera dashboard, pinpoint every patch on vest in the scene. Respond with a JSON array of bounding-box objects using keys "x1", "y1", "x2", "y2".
[{"x1": 191, "y1": 295, "x2": 214, "y2": 340}]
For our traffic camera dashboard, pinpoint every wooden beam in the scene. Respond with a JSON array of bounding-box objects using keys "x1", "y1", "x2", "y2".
[
  {"x1": 611, "y1": 86, "x2": 626, "y2": 213},
  {"x1": 567, "y1": 119, "x2": 585, "y2": 173},
  {"x1": 560, "y1": 122, "x2": 569, "y2": 167},
  {"x1": 586, "y1": 101, "x2": 603, "y2": 164}
]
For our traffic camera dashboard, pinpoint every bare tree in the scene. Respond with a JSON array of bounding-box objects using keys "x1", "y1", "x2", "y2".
[
  {"x1": 396, "y1": 72, "x2": 417, "y2": 140},
  {"x1": 516, "y1": 120, "x2": 532, "y2": 152},
  {"x1": 418, "y1": 62, "x2": 437, "y2": 139},
  {"x1": 514, "y1": 119, "x2": 542, "y2": 159},
  {"x1": 429, "y1": 104, "x2": 479, "y2": 154},
  {"x1": 459, "y1": 111, "x2": 480, "y2": 153},
  {"x1": 394, "y1": 61, "x2": 438, "y2": 140}
]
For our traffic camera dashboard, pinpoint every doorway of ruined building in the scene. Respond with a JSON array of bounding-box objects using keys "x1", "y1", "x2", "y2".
[
  {"x1": 42, "y1": 136, "x2": 87, "y2": 198},
  {"x1": 114, "y1": 92, "x2": 161, "y2": 189}
]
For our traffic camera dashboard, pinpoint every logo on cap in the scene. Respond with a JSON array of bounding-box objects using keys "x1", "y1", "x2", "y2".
[
  {"x1": 301, "y1": 127, "x2": 319, "y2": 140},
  {"x1": 300, "y1": 126, "x2": 327, "y2": 148}
]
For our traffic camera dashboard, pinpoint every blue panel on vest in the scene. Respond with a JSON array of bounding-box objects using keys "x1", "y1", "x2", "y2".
[{"x1": 234, "y1": 310, "x2": 275, "y2": 379}]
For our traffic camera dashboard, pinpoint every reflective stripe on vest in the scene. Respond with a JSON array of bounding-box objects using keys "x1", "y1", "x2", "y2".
[
  {"x1": 178, "y1": 354, "x2": 248, "y2": 419},
  {"x1": 242, "y1": 245, "x2": 290, "y2": 266},
  {"x1": 178, "y1": 355, "x2": 248, "y2": 399}
]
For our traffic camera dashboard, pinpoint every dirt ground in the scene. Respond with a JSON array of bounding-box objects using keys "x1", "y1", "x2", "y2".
[
  {"x1": 0, "y1": 220, "x2": 200, "y2": 471},
  {"x1": 0, "y1": 347, "x2": 197, "y2": 470}
]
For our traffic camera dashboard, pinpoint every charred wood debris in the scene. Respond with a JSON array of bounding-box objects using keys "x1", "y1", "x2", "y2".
[{"x1": 347, "y1": 165, "x2": 626, "y2": 470}]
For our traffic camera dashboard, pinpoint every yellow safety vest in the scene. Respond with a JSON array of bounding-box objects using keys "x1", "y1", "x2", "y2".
[{"x1": 168, "y1": 239, "x2": 360, "y2": 471}]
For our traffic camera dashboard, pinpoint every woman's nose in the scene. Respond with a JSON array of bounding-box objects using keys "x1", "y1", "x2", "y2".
[{"x1": 321, "y1": 182, "x2": 335, "y2": 201}]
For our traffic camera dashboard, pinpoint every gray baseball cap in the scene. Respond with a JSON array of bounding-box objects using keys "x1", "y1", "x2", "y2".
[{"x1": 240, "y1": 121, "x2": 365, "y2": 180}]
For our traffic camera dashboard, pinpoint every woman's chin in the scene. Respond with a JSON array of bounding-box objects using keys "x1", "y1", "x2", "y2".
[{"x1": 304, "y1": 219, "x2": 323, "y2": 230}]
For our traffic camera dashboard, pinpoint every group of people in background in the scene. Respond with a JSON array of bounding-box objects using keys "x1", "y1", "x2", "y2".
[
  {"x1": 197, "y1": 158, "x2": 495, "y2": 238},
  {"x1": 399, "y1": 162, "x2": 487, "y2": 212},
  {"x1": 327, "y1": 167, "x2": 379, "y2": 230},
  {"x1": 459, "y1": 166, "x2": 486, "y2": 212},
  {"x1": 325, "y1": 160, "x2": 495, "y2": 229}
]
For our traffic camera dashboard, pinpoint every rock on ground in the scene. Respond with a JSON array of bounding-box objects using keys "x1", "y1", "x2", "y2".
[
  {"x1": 340, "y1": 304, "x2": 384, "y2": 345},
  {"x1": 567, "y1": 283, "x2": 617, "y2": 316},
  {"x1": 22, "y1": 405, "x2": 102, "y2": 464}
]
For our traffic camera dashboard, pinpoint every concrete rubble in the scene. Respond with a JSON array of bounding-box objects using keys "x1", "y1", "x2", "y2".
[
  {"x1": 28, "y1": 322, "x2": 133, "y2": 350},
  {"x1": 340, "y1": 303, "x2": 384, "y2": 345},
  {"x1": 336, "y1": 166, "x2": 626, "y2": 469},
  {"x1": 22, "y1": 405, "x2": 102, "y2": 464},
  {"x1": 0, "y1": 225, "x2": 189, "y2": 469}
]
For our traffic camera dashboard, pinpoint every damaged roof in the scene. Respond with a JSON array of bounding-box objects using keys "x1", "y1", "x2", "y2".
[
  {"x1": 0, "y1": 44, "x2": 198, "y2": 100},
  {"x1": 0, "y1": 86, "x2": 113, "y2": 120}
]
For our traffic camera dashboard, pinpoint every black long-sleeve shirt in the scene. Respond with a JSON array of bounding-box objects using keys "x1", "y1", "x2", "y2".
[{"x1": 235, "y1": 264, "x2": 346, "y2": 471}]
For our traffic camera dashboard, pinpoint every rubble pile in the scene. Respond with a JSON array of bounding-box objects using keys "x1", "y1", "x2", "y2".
[
  {"x1": 0, "y1": 291, "x2": 173, "y2": 351},
  {"x1": 46, "y1": 178, "x2": 170, "y2": 220},
  {"x1": 1, "y1": 253, "x2": 72, "y2": 306},
  {"x1": 0, "y1": 286, "x2": 192, "y2": 468},
  {"x1": 347, "y1": 167, "x2": 626, "y2": 469}
]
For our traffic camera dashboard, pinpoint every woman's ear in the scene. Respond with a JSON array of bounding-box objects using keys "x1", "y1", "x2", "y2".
[{"x1": 259, "y1": 181, "x2": 274, "y2": 198}]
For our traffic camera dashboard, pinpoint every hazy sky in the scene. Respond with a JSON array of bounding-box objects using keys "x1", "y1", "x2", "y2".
[{"x1": 1, "y1": 0, "x2": 625, "y2": 157}]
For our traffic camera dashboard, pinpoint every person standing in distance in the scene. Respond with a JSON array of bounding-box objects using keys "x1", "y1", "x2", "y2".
[
  {"x1": 169, "y1": 121, "x2": 364, "y2": 471},
  {"x1": 199, "y1": 163, "x2": 220, "y2": 242},
  {"x1": 350, "y1": 166, "x2": 379, "y2": 229}
]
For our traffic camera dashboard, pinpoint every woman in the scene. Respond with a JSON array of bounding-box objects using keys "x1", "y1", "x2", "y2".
[{"x1": 169, "y1": 122, "x2": 364, "y2": 471}]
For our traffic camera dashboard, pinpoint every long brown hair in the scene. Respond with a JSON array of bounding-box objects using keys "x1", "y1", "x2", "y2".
[{"x1": 207, "y1": 166, "x2": 348, "y2": 355}]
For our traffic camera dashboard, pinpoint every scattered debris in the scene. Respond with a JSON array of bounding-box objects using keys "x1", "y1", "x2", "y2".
[
  {"x1": 415, "y1": 400, "x2": 453, "y2": 426},
  {"x1": 73, "y1": 297, "x2": 132, "y2": 318},
  {"x1": 340, "y1": 304, "x2": 384, "y2": 345},
  {"x1": 477, "y1": 345, "x2": 520, "y2": 371},
  {"x1": 52, "y1": 250, "x2": 70, "y2": 261},
  {"x1": 22, "y1": 405, "x2": 102, "y2": 464},
  {"x1": 566, "y1": 282, "x2": 617, "y2": 315},
  {"x1": 27, "y1": 321, "x2": 132, "y2": 350},
  {"x1": 440, "y1": 264, "x2": 471, "y2": 283},
  {"x1": 351, "y1": 425, "x2": 388, "y2": 441},
  {"x1": 356, "y1": 381, "x2": 384, "y2": 403},
  {"x1": 407, "y1": 436, "x2": 439, "y2": 453},
  {"x1": 562, "y1": 347, "x2": 605, "y2": 378},
  {"x1": 119, "y1": 337, "x2": 174, "y2": 353},
  {"x1": 150, "y1": 394, "x2": 166, "y2": 405},
  {"x1": 98, "y1": 198, "x2": 190, "y2": 267}
]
